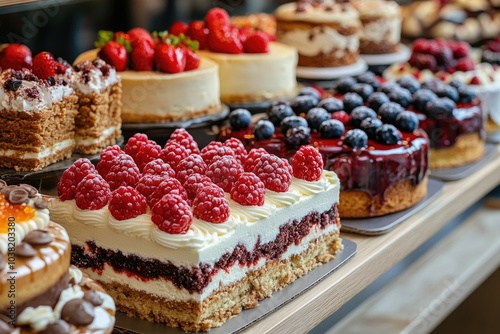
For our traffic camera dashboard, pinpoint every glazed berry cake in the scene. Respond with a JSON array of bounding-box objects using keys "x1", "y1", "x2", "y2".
[
  {"x1": 0, "y1": 181, "x2": 116, "y2": 333},
  {"x1": 75, "y1": 28, "x2": 221, "y2": 123},
  {"x1": 220, "y1": 81, "x2": 430, "y2": 218},
  {"x1": 49, "y1": 130, "x2": 342, "y2": 332}
]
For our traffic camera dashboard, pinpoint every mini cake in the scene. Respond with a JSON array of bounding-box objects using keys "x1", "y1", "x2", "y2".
[
  {"x1": 219, "y1": 83, "x2": 430, "y2": 218},
  {"x1": 480, "y1": 37, "x2": 500, "y2": 133},
  {"x1": 275, "y1": 0, "x2": 361, "y2": 67},
  {"x1": 352, "y1": 0, "x2": 402, "y2": 54},
  {"x1": 401, "y1": 0, "x2": 500, "y2": 44},
  {"x1": 49, "y1": 130, "x2": 342, "y2": 332},
  {"x1": 0, "y1": 181, "x2": 116, "y2": 333},
  {"x1": 72, "y1": 59, "x2": 122, "y2": 154},
  {"x1": 75, "y1": 29, "x2": 221, "y2": 123},
  {"x1": 0, "y1": 68, "x2": 78, "y2": 171},
  {"x1": 185, "y1": 8, "x2": 297, "y2": 104}
]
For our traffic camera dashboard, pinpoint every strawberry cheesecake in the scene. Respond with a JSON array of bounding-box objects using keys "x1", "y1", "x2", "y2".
[
  {"x1": 75, "y1": 29, "x2": 221, "y2": 123},
  {"x1": 0, "y1": 181, "x2": 116, "y2": 333},
  {"x1": 48, "y1": 130, "x2": 342, "y2": 332}
]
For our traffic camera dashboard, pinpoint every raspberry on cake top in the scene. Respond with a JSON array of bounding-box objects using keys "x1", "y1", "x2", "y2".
[{"x1": 49, "y1": 130, "x2": 342, "y2": 332}]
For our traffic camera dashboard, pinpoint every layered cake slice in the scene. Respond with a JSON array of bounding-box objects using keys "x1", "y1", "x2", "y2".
[
  {"x1": 0, "y1": 68, "x2": 78, "y2": 171},
  {"x1": 49, "y1": 130, "x2": 342, "y2": 332},
  {"x1": 0, "y1": 181, "x2": 116, "y2": 333}
]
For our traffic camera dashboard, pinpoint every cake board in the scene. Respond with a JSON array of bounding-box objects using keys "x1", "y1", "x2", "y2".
[
  {"x1": 296, "y1": 59, "x2": 368, "y2": 80},
  {"x1": 360, "y1": 44, "x2": 411, "y2": 66},
  {"x1": 112, "y1": 239, "x2": 357, "y2": 334},
  {"x1": 430, "y1": 143, "x2": 498, "y2": 181},
  {"x1": 341, "y1": 179, "x2": 445, "y2": 236}
]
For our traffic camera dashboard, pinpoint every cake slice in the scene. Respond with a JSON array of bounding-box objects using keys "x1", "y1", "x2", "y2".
[
  {"x1": 0, "y1": 68, "x2": 78, "y2": 171},
  {"x1": 72, "y1": 59, "x2": 122, "y2": 154},
  {"x1": 49, "y1": 131, "x2": 343, "y2": 332}
]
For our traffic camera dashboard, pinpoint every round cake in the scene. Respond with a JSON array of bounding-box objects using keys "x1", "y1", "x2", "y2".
[
  {"x1": 75, "y1": 49, "x2": 221, "y2": 123},
  {"x1": 198, "y1": 42, "x2": 298, "y2": 104},
  {"x1": 0, "y1": 181, "x2": 116, "y2": 333},
  {"x1": 275, "y1": 0, "x2": 360, "y2": 68},
  {"x1": 219, "y1": 81, "x2": 430, "y2": 218}
]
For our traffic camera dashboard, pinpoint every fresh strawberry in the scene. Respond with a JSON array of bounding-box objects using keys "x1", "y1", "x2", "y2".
[
  {"x1": 208, "y1": 25, "x2": 243, "y2": 54},
  {"x1": 128, "y1": 27, "x2": 154, "y2": 45},
  {"x1": 0, "y1": 44, "x2": 32, "y2": 70},
  {"x1": 205, "y1": 8, "x2": 230, "y2": 30},
  {"x1": 169, "y1": 21, "x2": 189, "y2": 36},
  {"x1": 187, "y1": 21, "x2": 209, "y2": 50},
  {"x1": 113, "y1": 31, "x2": 130, "y2": 43},
  {"x1": 32, "y1": 52, "x2": 57, "y2": 79},
  {"x1": 55, "y1": 58, "x2": 69, "y2": 74},
  {"x1": 238, "y1": 26, "x2": 254, "y2": 44},
  {"x1": 131, "y1": 39, "x2": 155, "y2": 71},
  {"x1": 98, "y1": 41, "x2": 127, "y2": 71},
  {"x1": 243, "y1": 31, "x2": 269, "y2": 53},
  {"x1": 154, "y1": 43, "x2": 186, "y2": 73},
  {"x1": 181, "y1": 45, "x2": 200, "y2": 71}
]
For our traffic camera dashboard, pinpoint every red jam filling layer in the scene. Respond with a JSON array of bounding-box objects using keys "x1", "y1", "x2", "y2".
[
  {"x1": 219, "y1": 127, "x2": 429, "y2": 199},
  {"x1": 71, "y1": 205, "x2": 339, "y2": 294}
]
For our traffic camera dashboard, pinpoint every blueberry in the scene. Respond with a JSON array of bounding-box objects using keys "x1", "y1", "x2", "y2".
[
  {"x1": 229, "y1": 108, "x2": 252, "y2": 130},
  {"x1": 457, "y1": 86, "x2": 476, "y2": 103},
  {"x1": 319, "y1": 119, "x2": 345, "y2": 139},
  {"x1": 421, "y1": 78, "x2": 445, "y2": 92},
  {"x1": 350, "y1": 106, "x2": 378, "y2": 127},
  {"x1": 297, "y1": 86, "x2": 321, "y2": 100},
  {"x1": 317, "y1": 97, "x2": 344, "y2": 113},
  {"x1": 387, "y1": 87, "x2": 412, "y2": 108},
  {"x1": 285, "y1": 126, "x2": 311, "y2": 147},
  {"x1": 434, "y1": 85, "x2": 459, "y2": 102},
  {"x1": 343, "y1": 92, "x2": 364, "y2": 113},
  {"x1": 344, "y1": 129, "x2": 368, "y2": 149},
  {"x1": 367, "y1": 92, "x2": 390, "y2": 112},
  {"x1": 335, "y1": 76, "x2": 357, "y2": 94},
  {"x1": 412, "y1": 89, "x2": 438, "y2": 111},
  {"x1": 356, "y1": 71, "x2": 380, "y2": 90},
  {"x1": 396, "y1": 75, "x2": 421, "y2": 94},
  {"x1": 378, "y1": 102, "x2": 404, "y2": 124},
  {"x1": 280, "y1": 115, "x2": 308, "y2": 134},
  {"x1": 306, "y1": 107, "x2": 330, "y2": 130},
  {"x1": 376, "y1": 124, "x2": 401, "y2": 145},
  {"x1": 395, "y1": 111, "x2": 419, "y2": 132},
  {"x1": 267, "y1": 102, "x2": 294, "y2": 126},
  {"x1": 360, "y1": 117, "x2": 383, "y2": 139},
  {"x1": 448, "y1": 79, "x2": 466, "y2": 90},
  {"x1": 378, "y1": 82, "x2": 400, "y2": 94},
  {"x1": 352, "y1": 83, "x2": 374, "y2": 101},
  {"x1": 425, "y1": 97, "x2": 456, "y2": 119},
  {"x1": 253, "y1": 119, "x2": 275, "y2": 140},
  {"x1": 290, "y1": 95, "x2": 319, "y2": 115}
]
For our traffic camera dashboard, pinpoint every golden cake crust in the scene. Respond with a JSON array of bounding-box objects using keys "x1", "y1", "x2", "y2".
[{"x1": 430, "y1": 133, "x2": 486, "y2": 169}]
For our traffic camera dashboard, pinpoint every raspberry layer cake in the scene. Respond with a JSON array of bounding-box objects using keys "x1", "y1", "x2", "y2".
[
  {"x1": 275, "y1": 0, "x2": 360, "y2": 67},
  {"x1": 0, "y1": 181, "x2": 116, "y2": 333},
  {"x1": 352, "y1": 0, "x2": 402, "y2": 55},
  {"x1": 75, "y1": 27, "x2": 222, "y2": 123},
  {"x1": 71, "y1": 59, "x2": 122, "y2": 154},
  {"x1": 49, "y1": 130, "x2": 342, "y2": 332},
  {"x1": 220, "y1": 83, "x2": 430, "y2": 218},
  {"x1": 187, "y1": 8, "x2": 297, "y2": 104},
  {"x1": 0, "y1": 68, "x2": 78, "y2": 171}
]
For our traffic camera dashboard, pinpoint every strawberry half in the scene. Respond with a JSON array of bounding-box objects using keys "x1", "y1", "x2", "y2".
[
  {"x1": 155, "y1": 43, "x2": 186, "y2": 73},
  {"x1": 98, "y1": 41, "x2": 128, "y2": 71},
  {"x1": 187, "y1": 21, "x2": 209, "y2": 50},
  {"x1": 32, "y1": 52, "x2": 57, "y2": 79},
  {"x1": 131, "y1": 39, "x2": 155, "y2": 71},
  {"x1": 0, "y1": 44, "x2": 32, "y2": 70}
]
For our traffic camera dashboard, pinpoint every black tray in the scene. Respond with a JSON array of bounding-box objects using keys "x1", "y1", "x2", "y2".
[
  {"x1": 341, "y1": 179, "x2": 445, "y2": 235},
  {"x1": 112, "y1": 239, "x2": 357, "y2": 334}
]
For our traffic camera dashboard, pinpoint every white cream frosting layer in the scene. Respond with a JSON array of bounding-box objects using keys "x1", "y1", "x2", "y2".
[
  {"x1": 354, "y1": 0, "x2": 401, "y2": 17},
  {"x1": 275, "y1": 2, "x2": 359, "y2": 25},
  {"x1": 198, "y1": 42, "x2": 297, "y2": 102},
  {"x1": 75, "y1": 125, "x2": 120, "y2": 146},
  {"x1": 72, "y1": 60, "x2": 119, "y2": 95},
  {"x1": 278, "y1": 26, "x2": 359, "y2": 58},
  {"x1": 360, "y1": 17, "x2": 401, "y2": 44},
  {"x1": 0, "y1": 197, "x2": 50, "y2": 254},
  {"x1": 0, "y1": 139, "x2": 74, "y2": 160},
  {"x1": 49, "y1": 170, "x2": 340, "y2": 268}
]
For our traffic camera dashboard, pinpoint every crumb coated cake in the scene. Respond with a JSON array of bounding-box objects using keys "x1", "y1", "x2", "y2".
[
  {"x1": 352, "y1": 0, "x2": 402, "y2": 54},
  {"x1": 49, "y1": 130, "x2": 342, "y2": 332},
  {"x1": 219, "y1": 82, "x2": 430, "y2": 218},
  {"x1": 72, "y1": 59, "x2": 122, "y2": 154},
  {"x1": 275, "y1": 0, "x2": 361, "y2": 67},
  {"x1": 0, "y1": 181, "x2": 116, "y2": 334},
  {"x1": 0, "y1": 68, "x2": 78, "y2": 171}
]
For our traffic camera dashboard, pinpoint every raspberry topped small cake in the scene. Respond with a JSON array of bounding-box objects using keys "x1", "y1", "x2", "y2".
[
  {"x1": 275, "y1": 0, "x2": 361, "y2": 67},
  {"x1": 219, "y1": 83, "x2": 430, "y2": 218},
  {"x1": 49, "y1": 130, "x2": 342, "y2": 332}
]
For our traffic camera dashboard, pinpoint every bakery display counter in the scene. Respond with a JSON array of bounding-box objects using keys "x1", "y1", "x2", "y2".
[{"x1": 242, "y1": 145, "x2": 500, "y2": 334}]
